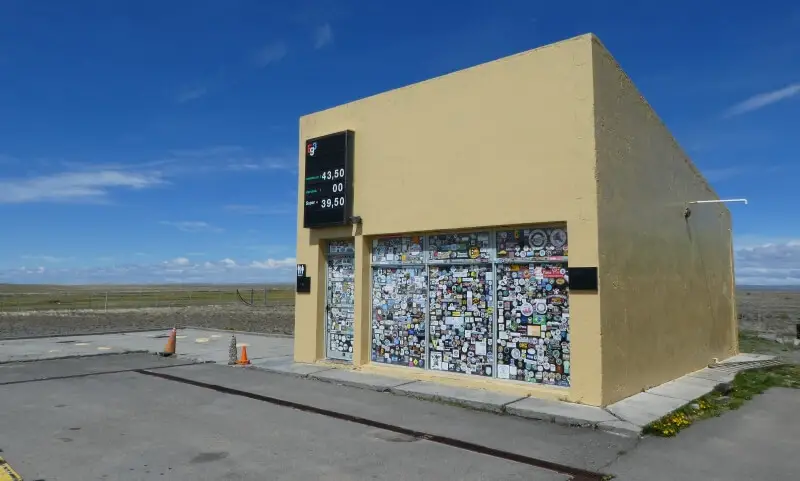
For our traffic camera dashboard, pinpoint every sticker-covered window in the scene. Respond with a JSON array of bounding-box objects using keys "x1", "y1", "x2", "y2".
[
  {"x1": 428, "y1": 231, "x2": 491, "y2": 262},
  {"x1": 428, "y1": 265, "x2": 494, "y2": 377},
  {"x1": 329, "y1": 239, "x2": 356, "y2": 255},
  {"x1": 495, "y1": 227, "x2": 567, "y2": 261},
  {"x1": 372, "y1": 236, "x2": 424, "y2": 264},
  {"x1": 326, "y1": 249, "x2": 355, "y2": 361},
  {"x1": 496, "y1": 263, "x2": 570, "y2": 386},
  {"x1": 371, "y1": 267, "x2": 427, "y2": 368}
]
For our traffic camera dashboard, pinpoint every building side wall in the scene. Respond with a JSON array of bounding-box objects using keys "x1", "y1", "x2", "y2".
[
  {"x1": 296, "y1": 34, "x2": 605, "y2": 404},
  {"x1": 591, "y1": 38, "x2": 738, "y2": 405}
]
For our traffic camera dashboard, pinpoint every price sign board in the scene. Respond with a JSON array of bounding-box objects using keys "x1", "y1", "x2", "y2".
[{"x1": 302, "y1": 130, "x2": 354, "y2": 228}]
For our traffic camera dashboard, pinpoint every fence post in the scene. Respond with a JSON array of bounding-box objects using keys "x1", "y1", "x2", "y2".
[
  {"x1": 16, "y1": 294, "x2": 20, "y2": 312},
  {"x1": 264, "y1": 287, "x2": 268, "y2": 307},
  {"x1": 104, "y1": 291, "x2": 108, "y2": 311}
]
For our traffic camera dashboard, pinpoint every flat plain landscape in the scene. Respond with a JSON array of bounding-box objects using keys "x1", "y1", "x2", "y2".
[
  {"x1": 0, "y1": 284, "x2": 294, "y2": 338},
  {"x1": 1, "y1": 285, "x2": 798, "y2": 360}
]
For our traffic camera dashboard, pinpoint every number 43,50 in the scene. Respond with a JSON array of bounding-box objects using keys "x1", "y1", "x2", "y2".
[{"x1": 321, "y1": 168, "x2": 345, "y2": 180}]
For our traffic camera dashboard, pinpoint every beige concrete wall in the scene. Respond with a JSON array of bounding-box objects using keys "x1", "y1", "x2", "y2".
[
  {"x1": 591, "y1": 37, "x2": 738, "y2": 405},
  {"x1": 296, "y1": 34, "x2": 605, "y2": 404}
]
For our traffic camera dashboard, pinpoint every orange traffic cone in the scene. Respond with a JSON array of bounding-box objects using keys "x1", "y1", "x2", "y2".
[
  {"x1": 236, "y1": 345, "x2": 251, "y2": 365},
  {"x1": 160, "y1": 327, "x2": 177, "y2": 357}
]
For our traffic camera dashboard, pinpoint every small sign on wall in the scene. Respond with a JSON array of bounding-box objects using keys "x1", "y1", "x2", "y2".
[
  {"x1": 296, "y1": 264, "x2": 311, "y2": 293},
  {"x1": 569, "y1": 267, "x2": 598, "y2": 291}
]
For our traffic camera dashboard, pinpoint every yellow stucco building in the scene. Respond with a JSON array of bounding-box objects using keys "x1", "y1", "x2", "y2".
[{"x1": 293, "y1": 33, "x2": 738, "y2": 407}]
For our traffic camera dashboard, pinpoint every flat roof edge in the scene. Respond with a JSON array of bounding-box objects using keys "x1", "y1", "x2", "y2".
[{"x1": 300, "y1": 33, "x2": 598, "y2": 121}]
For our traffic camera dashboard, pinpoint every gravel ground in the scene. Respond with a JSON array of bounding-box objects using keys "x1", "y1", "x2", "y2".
[
  {"x1": 0, "y1": 304, "x2": 294, "y2": 339},
  {"x1": 1, "y1": 289, "x2": 798, "y2": 347},
  {"x1": 737, "y1": 289, "x2": 800, "y2": 338}
]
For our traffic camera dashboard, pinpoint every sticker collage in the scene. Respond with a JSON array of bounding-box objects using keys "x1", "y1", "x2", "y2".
[
  {"x1": 369, "y1": 227, "x2": 571, "y2": 388},
  {"x1": 326, "y1": 240, "x2": 356, "y2": 361}
]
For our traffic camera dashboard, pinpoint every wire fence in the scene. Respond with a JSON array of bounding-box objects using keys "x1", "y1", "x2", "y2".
[{"x1": 0, "y1": 287, "x2": 294, "y2": 312}]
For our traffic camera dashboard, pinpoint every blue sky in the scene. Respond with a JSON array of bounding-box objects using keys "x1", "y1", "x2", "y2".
[{"x1": 0, "y1": 0, "x2": 798, "y2": 285}]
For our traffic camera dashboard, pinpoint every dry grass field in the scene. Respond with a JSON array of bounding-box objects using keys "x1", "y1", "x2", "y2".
[
  {"x1": 1, "y1": 284, "x2": 798, "y2": 361},
  {"x1": 0, "y1": 284, "x2": 294, "y2": 339}
]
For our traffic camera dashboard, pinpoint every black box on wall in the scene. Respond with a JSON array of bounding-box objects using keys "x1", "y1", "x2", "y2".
[
  {"x1": 569, "y1": 267, "x2": 598, "y2": 291},
  {"x1": 296, "y1": 264, "x2": 311, "y2": 294}
]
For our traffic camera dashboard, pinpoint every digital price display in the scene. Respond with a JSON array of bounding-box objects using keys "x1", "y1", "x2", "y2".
[{"x1": 302, "y1": 130, "x2": 354, "y2": 228}]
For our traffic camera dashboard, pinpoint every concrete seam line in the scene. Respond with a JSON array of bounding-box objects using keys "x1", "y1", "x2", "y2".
[
  {"x1": 0, "y1": 350, "x2": 151, "y2": 365},
  {"x1": 134, "y1": 368, "x2": 608, "y2": 481},
  {"x1": 0, "y1": 361, "x2": 200, "y2": 386},
  {"x1": 602, "y1": 407, "x2": 626, "y2": 422},
  {"x1": 0, "y1": 456, "x2": 23, "y2": 481},
  {"x1": 0, "y1": 327, "x2": 169, "y2": 341},
  {"x1": 183, "y1": 326, "x2": 294, "y2": 338}
]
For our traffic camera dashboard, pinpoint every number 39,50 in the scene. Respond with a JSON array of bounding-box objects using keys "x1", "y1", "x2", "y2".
[{"x1": 321, "y1": 197, "x2": 345, "y2": 208}]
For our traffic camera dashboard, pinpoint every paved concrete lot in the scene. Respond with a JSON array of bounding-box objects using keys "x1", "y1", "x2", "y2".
[
  {"x1": 607, "y1": 387, "x2": 800, "y2": 481},
  {"x1": 3, "y1": 329, "x2": 773, "y2": 438},
  {"x1": 1, "y1": 353, "x2": 798, "y2": 480},
  {"x1": 0, "y1": 328, "x2": 293, "y2": 364},
  {"x1": 0, "y1": 354, "x2": 620, "y2": 480},
  {"x1": 152, "y1": 363, "x2": 633, "y2": 472},
  {"x1": 0, "y1": 352, "x2": 197, "y2": 385}
]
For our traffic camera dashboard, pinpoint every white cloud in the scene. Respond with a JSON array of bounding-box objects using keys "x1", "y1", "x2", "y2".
[
  {"x1": 253, "y1": 42, "x2": 287, "y2": 67},
  {"x1": 159, "y1": 221, "x2": 223, "y2": 233},
  {"x1": 226, "y1": 157, "x2": 295, "y2": 172},
  {"x1": 0, "y1": 170, "x2": 165, "y2": 204},
  {"x1": 168, "y1": 146, "x2": 245, "y2": 158},
  {"x1": 60, "y1": 158, "x2": 176, "y2": 173},
  {"x1": 724, "y1": 83, "x2": 800, "y2": 117},
  {"x1": 155, "y1": 147, "x2": 294, "y2": 175},
  {"x1": 0, "y1": 154, "x2": 19, "y2": 164},
  {"x1": 314, "y1": 23, "x2": 333, "y2": 49},
  {"x1": 224, "y1": 204, "x2": 294, "y2": 215},
  {"x1": 166, "y1": 257, "x2": 191, "y2": 266},
  {"x1": 735, "y1": 239, "x2": 800, "y2": 286},
  {"x1": 0, "y1": 256, "x2": 297, "y2": 284},
  {"x1": 250, "y1": 258, "x2": 296, "y2": 269},
  {"x1": 175, "y1": 85, "x2": 208, "y2": 103},
  {"x1": 13, "y1": 266, "x2": 46, "y2": 275},
  {"x1": 0, "y1": 148, "x2": 293, "y2": 205},
  {"x1": 21, "y1": 255, "x2": 73, "y2": 263}
]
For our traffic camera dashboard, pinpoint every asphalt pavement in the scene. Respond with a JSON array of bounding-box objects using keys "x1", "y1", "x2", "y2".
[
  {"x1": 606, "y1": 387, "x2": 800, "y2": 481},
  {"x1": 0, "y1": 353, "x2": 796, "y2": 481},
  {"x1": 0, "y1": 354, "x2": 621, "y2": 480}
]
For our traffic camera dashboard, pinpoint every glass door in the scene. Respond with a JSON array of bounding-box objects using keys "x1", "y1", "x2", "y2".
[{"x1": 326, "y1": 240, "x2": 355, "y2": 361}]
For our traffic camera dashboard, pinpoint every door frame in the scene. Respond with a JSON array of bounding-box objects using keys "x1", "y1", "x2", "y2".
[{"x1": 324, "y1": 239, "x2": 356, "y2": 362}]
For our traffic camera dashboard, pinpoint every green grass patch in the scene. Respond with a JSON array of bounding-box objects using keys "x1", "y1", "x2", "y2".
[
  {"x1": 739, "y1": 331, "x2": 795, "y2": 354},
  {"x1": 643, "y1": 364, "x2": 800, "y2": 437}
]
